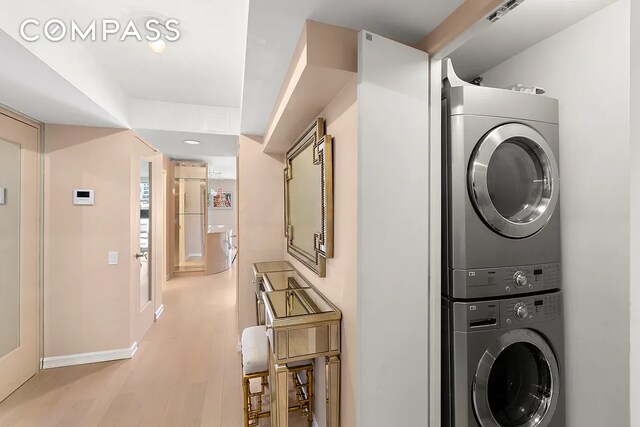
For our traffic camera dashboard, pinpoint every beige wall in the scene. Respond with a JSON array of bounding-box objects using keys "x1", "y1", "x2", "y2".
[
  {"x1": 284, "y1": 78, "x2": 357, "y2": 427},
  {"x1": 44, "y1": 125, "x2": 163, "y2": 358},
  {"x1": 237, "y1": 135, "x2": 285, "y2": 333}
]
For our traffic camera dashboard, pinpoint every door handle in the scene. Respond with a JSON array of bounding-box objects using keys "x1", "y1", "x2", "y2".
[{"x1": 135, "y1": 252, "x2": 148, "y2": 260}]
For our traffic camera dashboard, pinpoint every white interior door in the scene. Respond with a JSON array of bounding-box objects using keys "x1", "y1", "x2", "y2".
[{"x1": 0, "y1": 111, "x2": 39, "y2": 402}]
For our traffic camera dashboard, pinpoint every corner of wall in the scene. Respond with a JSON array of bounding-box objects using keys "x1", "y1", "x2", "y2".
[{"x1": 237, "y1": 134, "x2": 285, "y2": 333}]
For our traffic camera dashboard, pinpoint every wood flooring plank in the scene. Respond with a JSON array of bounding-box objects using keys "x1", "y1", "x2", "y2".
[
  {"x1": 55, "y1": 398, "x2": 95, "y2": 427},
  {"x1": 137, "y1": 387, "x2": 172, "y2": 427},
  {"x1": 179, "y1": 382, "x2": 208, "y2": 427}
]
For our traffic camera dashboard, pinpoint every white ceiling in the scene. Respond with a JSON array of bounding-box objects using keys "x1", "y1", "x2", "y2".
[
  {"x1": 0, "y1": 0, "x2": 620, "y2": 162},
  {"x1": 240, "y1": 0, "x2": 465, "y2": 135},
  {"x1": 0, "y1": 29, "x2": 125, "y2": 127},
  {"x1": 0, "y1": 0, "x2": 246, "y2": 162},
  {"x1": 136, "y1": 129, "x2": 237, "y2": 179},
  {"x1": 448, "y1": 0, "x2": 618, "y2": 81},
  {"x1": 0, "y1": 0, "x2": 248, "y2": 108},
  {"x1": 136, "y1": 129, "x2": 237, "y2": 157}
]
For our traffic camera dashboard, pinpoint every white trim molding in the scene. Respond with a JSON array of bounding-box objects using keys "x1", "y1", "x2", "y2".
[
  {"x1": 312, "y1": 418, "x2": 319, "y2": 427},
  {"x1": 155, "y1": 304, "x2": 165, "y2": 320},
  {"x1": 42, "y1": 341, "x2": 138, "y2": 369}
]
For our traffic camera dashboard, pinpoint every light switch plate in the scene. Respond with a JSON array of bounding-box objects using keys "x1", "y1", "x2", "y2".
[
  {"x1": 0, "y1": 187, "x2": 5, "y2": 205},
  {"x1": 108, "y1": 251, "x2": 118, "y2": 265}
]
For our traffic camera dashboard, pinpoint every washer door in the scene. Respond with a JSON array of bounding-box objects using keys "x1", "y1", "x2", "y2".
[
  {"x1": 468, "y1": 123, "x2": 559, "y2": 239},
  {"x1": 473, "y1": 329, "x2": 560, "y2": 427}
]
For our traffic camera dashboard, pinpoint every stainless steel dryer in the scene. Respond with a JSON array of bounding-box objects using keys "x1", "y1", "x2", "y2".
[
  {"x1": 442, "y1": 61, "x2": 561, "y2": 299},
  {"x1": 442, "y1": 291, "x2": 565, "y2": 427}
]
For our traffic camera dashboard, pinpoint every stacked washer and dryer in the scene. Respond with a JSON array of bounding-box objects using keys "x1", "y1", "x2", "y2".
[{"x1": 441, "y1": 60, "x2": 565, "y2": 427}]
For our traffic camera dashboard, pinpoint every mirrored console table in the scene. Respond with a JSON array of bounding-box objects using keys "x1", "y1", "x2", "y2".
[
  {"x1": 252, "y1": 261, "x2": 342, "y2": 427},
  {"x1": 263, "y1": 286, "x2": 341, "y2": 427}
]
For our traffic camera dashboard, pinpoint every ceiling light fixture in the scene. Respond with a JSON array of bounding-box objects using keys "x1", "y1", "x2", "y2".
[
  {"x1": 183, "y1": 139, "x2": 200, "y2": 145},
  {"x1": 148, "y1": 39, "x2": 166, "y2": 54}
]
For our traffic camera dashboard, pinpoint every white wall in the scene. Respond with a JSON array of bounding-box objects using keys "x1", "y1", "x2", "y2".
[
  {"x1": 481, "y1": 1, "x2": 630, "y2": 425},
  {"x1": 357, "y1": 31, "x2": 430, "y2": 426},
  {"x1": 630, "y1": 0, "x2": 640, "y2": 424}
]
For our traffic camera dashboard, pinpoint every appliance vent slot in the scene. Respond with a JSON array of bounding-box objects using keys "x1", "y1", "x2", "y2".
[{"x1": 504, "y1": 0, "x2": 520, "y2": 10}]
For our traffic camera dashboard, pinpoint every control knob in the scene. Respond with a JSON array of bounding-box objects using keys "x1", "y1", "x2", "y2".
[
  {"x1": 514, "y1": 302, "x2": 529, "y2": 319},
  {"x1": 513, "y1": 271, "x2": 528, "y2": 288}
]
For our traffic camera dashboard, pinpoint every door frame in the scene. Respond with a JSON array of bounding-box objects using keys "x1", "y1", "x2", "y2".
[
  {"x1": 132, "y1": 137, "x2": 162, "y2": 343},
  {"x1": 0, "y1": 105, "x2": 43, "y2": 401}
]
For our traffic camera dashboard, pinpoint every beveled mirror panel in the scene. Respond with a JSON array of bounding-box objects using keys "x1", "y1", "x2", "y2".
[{"x1": 285, "y1": 118, "x2": 333, "y2": 277}]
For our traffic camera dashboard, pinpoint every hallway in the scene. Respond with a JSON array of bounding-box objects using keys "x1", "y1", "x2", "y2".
[{"x1": 0, "y1": 270, "x2": 243, "y2": 427}]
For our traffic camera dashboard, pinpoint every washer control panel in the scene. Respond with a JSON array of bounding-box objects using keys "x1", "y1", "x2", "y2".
[
  {"x1": 451, "y1": 263, "x2": 561, "y2": 299},
  {"x1": 502, "y1": 292, "x2": 563, "y2": 327},
  {"x1": 449, "y1": 291, "x2": 562, "y2": 333}
]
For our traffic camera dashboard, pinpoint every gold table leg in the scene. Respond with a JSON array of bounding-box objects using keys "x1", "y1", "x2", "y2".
[{"x1": 326, "y1": 355, "x2": 340, "y2": 427}]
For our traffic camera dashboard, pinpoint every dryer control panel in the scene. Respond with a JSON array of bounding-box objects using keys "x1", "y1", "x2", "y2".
[{"x1": 451, "y1": 262, "x2": 561, "y2": 299}]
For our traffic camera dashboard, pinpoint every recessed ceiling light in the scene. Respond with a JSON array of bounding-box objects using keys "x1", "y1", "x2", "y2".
[
  {"x1": 183, "y1": 139, "x2": 200, "y2": 145},
  {"x1": 148, "y1": 39, "x2": 166, "y2": 54}
]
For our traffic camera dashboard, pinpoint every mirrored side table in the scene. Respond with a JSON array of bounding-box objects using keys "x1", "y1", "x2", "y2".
[
  {"x1": 263, "y1": 287, "x2": 341, "y2": 427},
  {"x1": 252, "y1": 261, "x2": 294, "y2": 325}
]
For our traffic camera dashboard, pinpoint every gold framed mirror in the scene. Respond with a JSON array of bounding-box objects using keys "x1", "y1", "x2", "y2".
[{"x1": 284, "y1": 118, "x2": 333, "y2": 277}]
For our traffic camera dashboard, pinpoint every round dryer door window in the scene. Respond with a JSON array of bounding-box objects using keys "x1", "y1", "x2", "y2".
[
  {"x1": 473, "y1": 329, "x2": 560, "y2": 427},
  {"x1": 468, "y1": 123, "x2": 559, "y2": 239}
]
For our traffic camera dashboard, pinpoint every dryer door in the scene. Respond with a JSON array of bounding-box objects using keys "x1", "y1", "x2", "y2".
[
  {"x1": 468, "y1": 123, "x2": 559, "y2": 239},
  {"x1": 473, "y1": 329, "x2": 560, "y2": 427}
]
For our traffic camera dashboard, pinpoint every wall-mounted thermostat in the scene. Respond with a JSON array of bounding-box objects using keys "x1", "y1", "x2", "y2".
[
  {"x1": 0, "y1": 187, "x2": 5, "y2": 205},
  {"x1": 73, "y1": 189, "x2": 95, "y2": 205}
]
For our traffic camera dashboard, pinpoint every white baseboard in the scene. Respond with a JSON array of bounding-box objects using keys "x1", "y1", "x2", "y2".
[
  {"x1": 155, "y1": 304, "x2": 165, "y2": 320},
  {"x1": 42, "y1": 341, "x2": 138, "y2": 369}
]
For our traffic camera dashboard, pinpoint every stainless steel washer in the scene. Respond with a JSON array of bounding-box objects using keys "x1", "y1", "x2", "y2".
[
  {"x1": 442, "y1": 291, "x2": 565, "y2": 427},
  {"x1": 442, "y1": 73, "x2": 561, "y2": 299}
]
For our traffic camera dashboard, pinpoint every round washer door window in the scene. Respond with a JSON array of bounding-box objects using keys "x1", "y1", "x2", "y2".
[
  {"x1": 473, "y1": 329, "x2": 560, "y2": 427},
  {"x1": 468, "y1": 123, "x2": 559, "y2": 239}
]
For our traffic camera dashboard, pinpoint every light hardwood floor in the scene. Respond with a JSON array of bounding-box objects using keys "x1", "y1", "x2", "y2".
[{"x1": 0, "y1": 269, "x2": 244, "y2": 427}]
